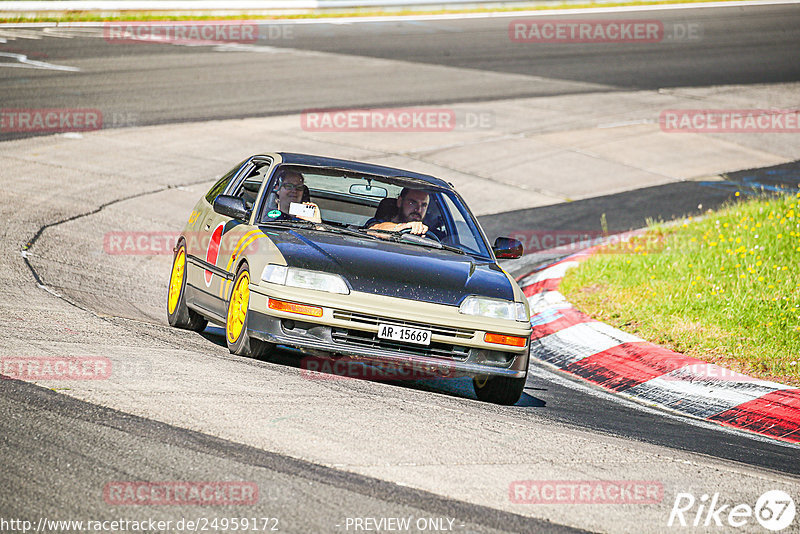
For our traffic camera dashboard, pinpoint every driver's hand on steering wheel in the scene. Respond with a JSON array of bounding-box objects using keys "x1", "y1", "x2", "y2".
[{"x1": 394, "y1": 221, "x2": 428, "y2": 235}]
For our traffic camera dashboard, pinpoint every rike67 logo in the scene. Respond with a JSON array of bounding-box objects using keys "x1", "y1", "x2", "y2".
[{"x1": 668, "y1": 490, "x2": 796, "y2": 531}]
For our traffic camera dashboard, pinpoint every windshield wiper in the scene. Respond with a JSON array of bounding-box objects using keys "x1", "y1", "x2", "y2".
[
  {"x1": 439, "y1": 243, "x2": 466, "y2": 255},
  {"x1": 260, "y1": 220, "x2": 378, "y2": 240},
  {"x1": 259, "y1": 220, "x2": 316, "y2": 229},
  {"x1": 370, "y1": 230, "x2": 466, "y2": 254},
  {"x1": 316, "y1": 223, "x2": 379, "y2": 240},
  {"x1": 415, "y1": 238, "x2": 465, "y2": 255}
]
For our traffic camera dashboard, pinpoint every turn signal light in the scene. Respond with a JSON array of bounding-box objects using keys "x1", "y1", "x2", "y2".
[
  {"x1": 268, "y1": 298, "x2": 323, "y2": 318},
  {"x1": 484, "y1": 333, "x2": 527, "y2": 347}
]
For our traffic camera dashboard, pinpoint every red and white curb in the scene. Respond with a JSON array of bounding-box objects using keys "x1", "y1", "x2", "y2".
[{"x1": 519, "y1": 252, "x2": 800, "y2": 445}]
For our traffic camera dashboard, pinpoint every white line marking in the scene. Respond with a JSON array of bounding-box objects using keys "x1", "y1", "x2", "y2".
[
  {"x1": 665, "y1": 363, "x2": 795, "y2": 390},
  {"x1": 598, "y1": 119, "x2": 657, "y2": 129},
  {"x1": 533, "y1": 322, "x2": 643, "y2": 366},
  {"x1": 626, "y1": 374, "x2": 782, "y2": 418},
  {"x1": 0, "y1": 52, "x2": 80, "y2": 71},
  {"x1": 2, "y1": 0, "x2": 798, "y2": 28},
  {"x1": 36, "y1": 283, "x2": 62, "y2": 298},
  {"x1": 0, "y1": 28, "x2": 43, "y2": 39},
  {"x1": 527, "y1": 290, "x2": 571, "y2": 314},
  {"x1": 212, "y1": 43, "x2": 286, "y2": 53}
]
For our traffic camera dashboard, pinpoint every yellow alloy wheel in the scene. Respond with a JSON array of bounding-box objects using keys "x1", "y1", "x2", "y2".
[
  {"x1": 168, "y1": 249, "x2": 186, "y2": 315},
  {"x1": 227, "y1": 270, "x2": 250, "y2": 344}
]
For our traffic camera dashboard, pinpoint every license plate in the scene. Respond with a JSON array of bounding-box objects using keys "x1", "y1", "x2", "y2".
[{"x1": 377, "y1": 323, "x2": 431, "y2": 346}]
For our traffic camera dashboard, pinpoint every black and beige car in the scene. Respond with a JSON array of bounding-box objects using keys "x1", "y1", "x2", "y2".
[{"x1": 167, "y1": 153, "x2": 532, "y2": 404}]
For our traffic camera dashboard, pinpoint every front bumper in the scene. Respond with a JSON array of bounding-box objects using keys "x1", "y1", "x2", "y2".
[{"x1": 248, "y1": 310, "x2": 529, "y2": 379}]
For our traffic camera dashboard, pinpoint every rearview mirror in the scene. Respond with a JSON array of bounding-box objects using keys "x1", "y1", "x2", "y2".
[
  {"x1": 349, "y1": 184, "x2": 388, "y2": 198},
  {"x1": 213, "y1": 195, "x2": 250, "y2": 221},
  {"x1": 493, "y1": 237, "x2": 523, "y2": 259}
]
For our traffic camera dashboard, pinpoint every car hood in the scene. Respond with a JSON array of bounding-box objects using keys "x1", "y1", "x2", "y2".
[{"x1": 266, "y1": 228, "x2": 514, "y2": 306}]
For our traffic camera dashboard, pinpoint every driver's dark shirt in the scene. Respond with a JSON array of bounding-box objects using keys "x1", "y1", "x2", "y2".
[{"x1": 363, "y1": 217, "x2": 391, "y2": 229}]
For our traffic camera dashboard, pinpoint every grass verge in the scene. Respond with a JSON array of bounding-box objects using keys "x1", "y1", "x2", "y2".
[
  {"x1": 0, "y1": 0, "x2": 749, "y2": 23},
  {"x1": 560, "y1": 192, "x2": 800, "y2": 387}
]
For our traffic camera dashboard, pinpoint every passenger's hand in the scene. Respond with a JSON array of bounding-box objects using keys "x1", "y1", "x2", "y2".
[{"x1": 296, "y1": 202, "x2": 322, "y2": 224}]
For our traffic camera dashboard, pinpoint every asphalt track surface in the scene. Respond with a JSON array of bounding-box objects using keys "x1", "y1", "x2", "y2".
[
  {"x1": 1, "y1": 4, "x2": 799, "y2": 137},
  {"x1": 1, "y1": 379, "x2": 577, "y2": 534},
  {"x1": 2, "y1": 4, "x2": 800, "y2": 533}
]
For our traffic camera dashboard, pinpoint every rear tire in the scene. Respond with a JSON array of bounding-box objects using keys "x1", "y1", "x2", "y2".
[
  {"x1": 167, "y1": 243, "x2": 208, "y2": 332},
  {"x1": 226, "y1": 263, "x2": 273, "y2": 359},
  {"x1": 473, "y1": 375, "x2": 526, "y2": 405}
]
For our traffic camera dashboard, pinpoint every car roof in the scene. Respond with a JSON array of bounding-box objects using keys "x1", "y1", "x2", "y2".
[{"x1": 272, "y1": 152, "x2": 452, "y2": 189}]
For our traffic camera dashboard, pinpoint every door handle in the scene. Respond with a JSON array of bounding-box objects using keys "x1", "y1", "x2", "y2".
[{"x1": 204, "y1": 224, "x2": 211, "y2": 230}]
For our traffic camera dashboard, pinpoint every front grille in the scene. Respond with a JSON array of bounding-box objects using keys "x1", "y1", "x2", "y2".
[
  {"x1": 332, "y1": 310, "x2": 475, "y2": 340},
  {"x1": 331, "y1": 328, "x2": 470, "y2": 361}
]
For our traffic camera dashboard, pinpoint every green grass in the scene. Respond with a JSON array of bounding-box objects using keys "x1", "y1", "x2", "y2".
[
  {"x1": 0, "y1": 0, "x2": 748, "y2": 23},
  {"x1": 560, "y1": 192, "x2": 800, "y2": 387}
]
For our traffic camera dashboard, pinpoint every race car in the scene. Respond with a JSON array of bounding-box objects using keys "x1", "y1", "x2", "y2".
[{"x1": 167, "y1": 152, "x2": 532, "y2": 404}]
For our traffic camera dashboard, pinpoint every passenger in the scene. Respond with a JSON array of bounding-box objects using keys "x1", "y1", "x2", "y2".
[
  {"x1": 274, "y1": 170, "x2": 321, "y2": 223},
  {"x1": 367, "y1": 187, "x2": 429, "y2": 235}
]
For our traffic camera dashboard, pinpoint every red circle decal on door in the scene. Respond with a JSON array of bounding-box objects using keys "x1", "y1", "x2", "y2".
[{"x1": 205, "y1": 223, "x2": 224, "y2": 286}]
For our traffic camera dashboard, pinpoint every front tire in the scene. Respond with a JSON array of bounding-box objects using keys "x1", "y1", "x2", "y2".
[
  {"x1": 226, "y1": 263, "x2": 273, "y2": 359},
  {"x1": 167, "y1": 243, "x2": 208, "y2": 332},
  {"x1": 473, "y1": 375, "x2": 526, "y2": 405}
]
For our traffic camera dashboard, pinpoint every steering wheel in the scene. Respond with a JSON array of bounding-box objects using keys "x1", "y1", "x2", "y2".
[{"x1": 398, "y1": 227, "x2": 441, "y2": 242}]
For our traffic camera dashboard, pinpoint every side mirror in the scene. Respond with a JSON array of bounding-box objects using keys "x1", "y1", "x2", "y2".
[
  {"x1": 213, "y1": 195, "x2": 250, "y2": 221},
  {"x1": 493, "y1": 237, "x2": 523, "y2": 259}
]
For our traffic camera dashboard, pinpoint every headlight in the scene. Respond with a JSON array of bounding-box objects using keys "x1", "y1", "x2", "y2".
[
  {"x1": 261, "y1": 265, "x2": 349, "y2": 295},
  {"x1": 459, "y1": 296, "x2": 528, "y2": 322}
]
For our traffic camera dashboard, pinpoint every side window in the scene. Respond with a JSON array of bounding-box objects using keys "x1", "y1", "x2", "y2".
[
  {"x1": 204, "y1": 159, "x2": 247, "y2": 204},
  {"x1": 423, "y1": 193, "x2": 446, "y2": 236},
  {"x1": 441, "y1": 194, "x2": 482, "y2": 254},
  {"x1": 228, "y1": 160, "x2": 272, "y2": 210}
]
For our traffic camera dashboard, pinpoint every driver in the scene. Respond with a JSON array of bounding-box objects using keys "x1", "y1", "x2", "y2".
[{"x1": 367, "y1": 187, "x2": 429, "y2": 235}]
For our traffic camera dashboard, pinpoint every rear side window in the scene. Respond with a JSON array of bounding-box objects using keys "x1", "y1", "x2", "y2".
[{"x1": 204, "y1": 159, "x2": 247, "y2": 204}]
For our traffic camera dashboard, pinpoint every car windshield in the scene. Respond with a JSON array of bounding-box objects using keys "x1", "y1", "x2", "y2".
[{"x1": 257, "y1": 164, "x2": 492, "y2": 258}]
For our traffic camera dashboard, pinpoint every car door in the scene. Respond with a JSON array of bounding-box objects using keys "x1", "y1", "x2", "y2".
[
  {"x1": 192, "y1": 158, "x2": 274, "y2": 319},
  {"x1": 184, "y1": 159, "x2": 247, "y2": 314}
]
